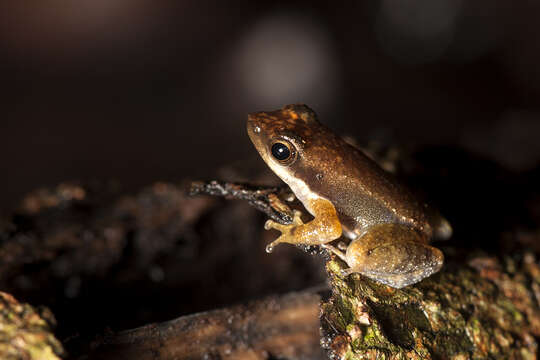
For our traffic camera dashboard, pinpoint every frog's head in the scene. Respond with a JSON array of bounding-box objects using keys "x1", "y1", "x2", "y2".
[{"x1": 247, "y1": 104, "x2": 344, "y2": 195}]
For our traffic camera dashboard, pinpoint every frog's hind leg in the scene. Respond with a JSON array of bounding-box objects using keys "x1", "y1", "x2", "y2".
[{"x1": 344, "y1": 224, "x2": 444, "y2": 288}]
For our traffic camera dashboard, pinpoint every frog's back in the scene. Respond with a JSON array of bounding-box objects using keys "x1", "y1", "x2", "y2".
[{"x1": 298, "y1": 130, "x2": 432, "y2": 238}]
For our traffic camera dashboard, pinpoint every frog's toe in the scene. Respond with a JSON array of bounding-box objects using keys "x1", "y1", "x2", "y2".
[
  {"x1": 265, "y1": 242, "x2": 276, "y2": 253},
  {"x1": 265, "y1": 236, "x2": 287, "y2": 253},
  {"x1": 292, "y1": 210, "x2": 304, "y2": 225},
  {"x1": 264, "y1": 220, "x2": 290, "y2": 233},
  {"x1": 340, "y1": 268, "x2": 355, "y2": 277},
  {"x1": 264, "y1": 219, "x2": 277, "y2": 231},
  {"x1": 264, "y1": 211, "x2": 303, "y2": 232},
  {"x1": 263, "y1": 212, "x2": 306, "y2": 253}
]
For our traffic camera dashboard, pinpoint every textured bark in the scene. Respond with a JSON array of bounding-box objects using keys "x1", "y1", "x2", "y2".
[
  {"x1": 0, "y1": 181, "x2": 327, "y2": 355},
  {"x1": 89, "y1": 289, "x2": 326, "y2": 360},
  {"x1": 86, "y1": 246, "x2": 540, "y2": 360},
  {"x1": 189, "y1": 180, "x2": 295, "y2": 225}
]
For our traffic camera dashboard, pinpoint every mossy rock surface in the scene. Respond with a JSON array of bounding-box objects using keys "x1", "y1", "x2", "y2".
[
  {"x1": 0, "y1": 292, "x2": 64, "y2": 360},
  {"x1": 321, "y1": 253, "x2": 540, "y2": 359}
]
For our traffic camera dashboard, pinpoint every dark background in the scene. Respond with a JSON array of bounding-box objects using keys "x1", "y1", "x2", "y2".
[
  {"x1": 2, "y1": 3, "x2": 540, "y2": 354},
  {"x1": 2, "y1": 0, "x2": 540, "y2": 211}
]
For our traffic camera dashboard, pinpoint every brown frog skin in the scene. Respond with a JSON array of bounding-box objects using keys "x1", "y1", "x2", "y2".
[{"x1": 247, "y1": 104, "x2": 452, "y2": 288}]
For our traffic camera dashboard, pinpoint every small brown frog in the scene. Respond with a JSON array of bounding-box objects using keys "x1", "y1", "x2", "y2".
[{"x1": 247, "y1": 104, "x2": 452, "y2": 288}]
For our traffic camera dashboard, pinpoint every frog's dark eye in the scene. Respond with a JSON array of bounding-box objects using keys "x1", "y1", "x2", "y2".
[
  {"x1": 270, "y1": 140, "x2": 296, "y2": 164},
  {"x1": 271, "y1": 142, "x2": 290, "y2": 160}
]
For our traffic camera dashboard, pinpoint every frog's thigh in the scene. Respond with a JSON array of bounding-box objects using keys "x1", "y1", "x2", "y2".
[{"x1": 345, "y1": 224, "x2": 443, "y2": 288}]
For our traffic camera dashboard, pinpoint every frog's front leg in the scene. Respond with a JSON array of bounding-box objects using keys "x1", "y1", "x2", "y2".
[
  {"x1": 264, "y1": 198, "x2": 342, "y2": 253},
  {"x1": 343, "y1": 223, "x2": 443, "y2": 288}
]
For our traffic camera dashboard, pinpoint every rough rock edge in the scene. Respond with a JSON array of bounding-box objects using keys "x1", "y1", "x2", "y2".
[
  {"x1": 321, "y1": 252, "x2": 540, "y2": 359},
  {"x1": 0, "y1": 292, "x2": 64, "y2": 360}
]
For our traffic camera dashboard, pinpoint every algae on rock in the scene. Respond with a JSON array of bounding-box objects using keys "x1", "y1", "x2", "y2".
[
  {"x1": 321, "y1": 253, "x2": 540, "y2": 359},
  {"x1": 0, "y1": 292, "x2": 64, "y2": 360}
]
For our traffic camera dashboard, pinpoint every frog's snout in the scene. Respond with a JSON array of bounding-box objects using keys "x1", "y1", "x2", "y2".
[
  {"x1": 246, "y1": 114, "x2": 257, "y2": 131},
  {"x1": 246, "y1": 113, "x2": 265, "y2": 144}
]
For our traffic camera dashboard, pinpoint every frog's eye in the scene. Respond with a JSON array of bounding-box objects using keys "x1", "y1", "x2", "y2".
[
  {"x1": 271, "y1": 142, "x2": 290, "y2": 160},
  {"x1": 270, "y1": 141, "x2": 296, "y2": 164}
]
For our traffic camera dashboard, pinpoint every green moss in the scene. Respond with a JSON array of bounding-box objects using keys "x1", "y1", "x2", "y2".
[
  {"x1": 0, "y1": 292, "x2": 64, "y2": 360},
  {"x1": 321, "y1": 253, "x2": 540, "y2": 359}
]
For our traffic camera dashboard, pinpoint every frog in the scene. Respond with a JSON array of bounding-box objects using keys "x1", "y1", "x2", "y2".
[{"x1": 247, "y1": 104, "x2": 452, "y2": 288}]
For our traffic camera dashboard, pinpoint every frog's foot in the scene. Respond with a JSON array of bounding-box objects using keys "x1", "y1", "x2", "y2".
[
  {"x1": 340, "y1": 267, "x2": 356, "y2": 278},
  {"x1": 320, "y1": 243, "x2": 348, "y2": 262},
  {"x1": 264, "y1": 210, "x2": 303, "y2": 253}
]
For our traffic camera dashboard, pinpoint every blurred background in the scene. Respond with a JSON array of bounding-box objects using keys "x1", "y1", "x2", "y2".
[
  {"x1": 2, "y1": 0, "x2": 540, "y2": 211},
  {"x1": 3, "y1": 3, "x2": 540, "y2": 353}
]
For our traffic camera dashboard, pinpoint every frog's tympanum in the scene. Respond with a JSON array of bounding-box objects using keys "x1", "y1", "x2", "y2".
[{"x1": 247, "y1": 104, "x2": 452, "y2": 288}]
